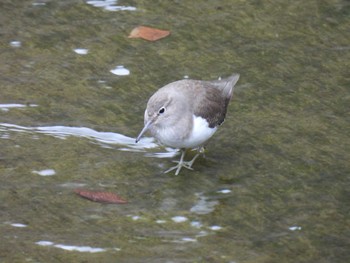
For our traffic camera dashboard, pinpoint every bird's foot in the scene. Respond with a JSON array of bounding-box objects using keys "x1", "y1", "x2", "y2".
[
  {"x1": 164, "y1": 153, "x2": 200, "y2": 175},
  {"x1": 164, "y1": 162, "x2": 193, "y2": 175}
]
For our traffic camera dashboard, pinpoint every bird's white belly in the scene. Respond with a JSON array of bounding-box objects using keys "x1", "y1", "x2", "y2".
[
  {"x1": 157, "y1": 115, "x2": 217, "y2": 149},
  {"x1": 185, "y1": 115, "x2": 217, "y2": 147}
]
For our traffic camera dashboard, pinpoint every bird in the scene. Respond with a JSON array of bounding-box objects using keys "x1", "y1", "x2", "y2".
[{"x1": 136, "y1": 73, "x2": 240, "y2": 175}]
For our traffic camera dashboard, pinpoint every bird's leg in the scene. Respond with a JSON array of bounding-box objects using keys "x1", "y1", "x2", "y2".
[
  {"x1": 181, "y1": 146, "x2": 206, "y2": 169},
  {"x1": 175, "y1": 149, "x2": 187, "y2": 175},
  {"x1": 183, "y1": 152, "x2": 200, "y2": 169},
  {"x1": 164, "y1": 149, "x2": 189, "y2": 175},
  {"x1": 164, "y1": 147, "x2": 204, "y2": 175}
]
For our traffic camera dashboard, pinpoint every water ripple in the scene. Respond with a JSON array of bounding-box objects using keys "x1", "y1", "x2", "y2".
[
  {"x1": 0, "y1": 123, "x2": 176, "y2": 158},
  {"x1": 86, "y1": 0, "x2": 136, "y2": 11},
  {"x1": 35, "y1": 240, "x2": 119, "y2": 253}
]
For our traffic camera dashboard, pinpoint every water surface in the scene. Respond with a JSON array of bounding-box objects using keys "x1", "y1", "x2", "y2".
[{"x1": 0, "y1": 0, "x2": 349, "y2": 262}]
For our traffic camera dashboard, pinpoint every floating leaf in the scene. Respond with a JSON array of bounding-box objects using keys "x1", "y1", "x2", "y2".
[
  {"x1": 128, "y1": 26, "x2": 170, "y2": 41},
  {"x1": 74, "y1": 189, "x2": 127, "y2": 204}
]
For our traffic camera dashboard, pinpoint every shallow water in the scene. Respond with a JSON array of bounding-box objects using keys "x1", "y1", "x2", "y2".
[{"x1": 1, "y1": 0, "x2": 349, "y2": 262}]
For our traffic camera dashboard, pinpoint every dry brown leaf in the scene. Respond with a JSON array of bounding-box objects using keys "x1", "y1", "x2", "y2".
[
  {"x1": 128, "y1": 26, "x2": 170, "y2": 41},
  {"x1": 74, "y1": 189, "x2": 127, "y2": 204}
]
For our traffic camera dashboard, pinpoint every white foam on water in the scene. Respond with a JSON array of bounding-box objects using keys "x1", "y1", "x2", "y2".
[
  {"x1": 32, "y1": 2, "x2": 46, "y2": 6},
  {"x1": 10, "y1": 41, "x2": 21, "y2": 47},
  {"x1": 0, "y1": 122, "x2": 176, "y2": 160},
  {"x1": 10, "y1": 223, "x2": 28, "y2": 228},
  {"x1": 171, "y1": 216, "x2": 188, "y2": 223},
  {"x1": 36, "y1": 241, "x2": 54, "y2": 246},
  {"x1": 217, "y1": 189, "x2": 231, "y2": 194},
  {"x1": 0, "y1": 123, "x2": 158, "y2": 152},
  {"x1": 110, "y1": 65, "x2": 130, "y2": 76},
  {"x1": 54, "y1": 244, "x2": 106, "y2": 253},
  {"x1": 0, "y1": 104, "x2": 38, "y2": 112},
  {"x1": 209, "y1": 225, "x2": 222, "y2": 231},
  {"x1": 181, "y1": 237, "x2": 197, "y2": 242},
  {"x1": 86, "y1": 0, "x2": 136, "y2": 11},
  {"x1": 289, "y1": 225, "x2": 302, "y2": 231},
  {"x1": 32, "y1": 169, "x2": 56, "y2": 176},
  {"x1": 132, "y1": 216, "x2": 141, "y2": 221},
  {"x1": 74, "y1": 48, "x2": 89, "y2": 55},
  {"x1": 36, "y1": 240, "x2": 108, "y2": 253}
]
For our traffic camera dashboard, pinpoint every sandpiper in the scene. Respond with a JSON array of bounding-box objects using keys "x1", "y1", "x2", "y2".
[{"x1": 136, "y1": 73, "x2": 240, "y2": 175}]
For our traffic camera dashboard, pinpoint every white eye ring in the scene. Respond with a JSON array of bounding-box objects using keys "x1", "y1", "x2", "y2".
[{"x1": 158, "y1": 107, "x2": 165, "y2": 114}]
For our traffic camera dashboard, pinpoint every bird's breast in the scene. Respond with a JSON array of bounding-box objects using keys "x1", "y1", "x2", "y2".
[{"x1": 153, "y1": 115, "x2": 217, "y2": 149}]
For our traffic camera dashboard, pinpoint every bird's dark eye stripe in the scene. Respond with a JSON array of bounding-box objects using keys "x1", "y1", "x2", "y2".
[{"x1": 159, "y1": 107, "x2": 165, "y2": 114}]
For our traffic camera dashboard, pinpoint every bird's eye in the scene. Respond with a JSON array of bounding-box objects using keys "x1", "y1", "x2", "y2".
[{"x1": 158, "y1": 107, "x2": 165, "y2": 114}]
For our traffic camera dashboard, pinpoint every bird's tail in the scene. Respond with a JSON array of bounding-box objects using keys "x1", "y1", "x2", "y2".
[{"x1": 211, "y1": 73, "x2": 240, "y2": 99}]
